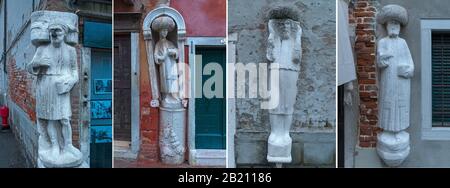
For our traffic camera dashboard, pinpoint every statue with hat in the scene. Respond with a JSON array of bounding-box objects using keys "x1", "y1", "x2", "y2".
[
  {"x1": 152, "y1": 16, "x2": 181, "y2": 106},
  {"x1": 266, "y1": 6, "x2": 302, "y2": 167},
  {"x1": 28, "y1": 11, "x2": 83, "y2": 168},
  {"x1": 376, "y1": 4, "x2": 414, "y2": 167}
]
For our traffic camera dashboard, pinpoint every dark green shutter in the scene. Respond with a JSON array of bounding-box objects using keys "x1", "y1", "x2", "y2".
[
  {"x1": 432, "y1": 32, "x2": 450, "y2": 126},
  {"x1": 195, "y1": 48, "x2": 226, "y2": 149}
]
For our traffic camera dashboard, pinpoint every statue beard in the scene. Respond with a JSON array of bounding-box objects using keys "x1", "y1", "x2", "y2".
[
  {"x1": 51, "y1": 38, "x2": 63, "y2": 48},
  {"x1": 388, "y1": 33, "x2": 399, "y2": 38},
  {"x1": 274, "y1": 25, "x2": 296, "y2": 40},
  {"x1": 280, "y1": 31, "x2": 291, "y2": 40}
]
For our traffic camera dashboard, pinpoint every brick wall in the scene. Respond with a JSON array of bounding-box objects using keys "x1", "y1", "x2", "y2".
[
  {"x1": 135, "y1": 1, "x2": 162, "y2": 162},
  {"x1": 139, "y1": 31, "x2": 159, "y2": 161},
  {"x1": 70, "y1": 45, "x2": 83, "y2": 147},
  {"x1": 7, "y1": 58, "x2": 36, "y2": 122},
  {"x1": 350, "y1": 0, "x2": 380, "y2": 148}
]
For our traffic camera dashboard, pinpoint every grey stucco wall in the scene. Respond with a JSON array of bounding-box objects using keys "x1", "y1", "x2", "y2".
[
  {"x1": 354, "y1": 0, "x2": 450, "y2": 167},
  {"x1": 229, "y1": 0, "x2": 336, "y2": 167}
]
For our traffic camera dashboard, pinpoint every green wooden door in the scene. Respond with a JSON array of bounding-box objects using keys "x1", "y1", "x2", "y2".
[
  {"x1": 90, "y1": 50, "x2": 112, "y2": 168},
  {"x1": 195, "y1": 48, "x2": 226, "y2": 149}
]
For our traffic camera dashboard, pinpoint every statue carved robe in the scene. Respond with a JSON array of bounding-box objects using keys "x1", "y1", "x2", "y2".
[
  {"x1": 154, "y1": 38, "x2": 180, "y2": 100},
  {"x1": 28, "y1": 42, "x2": 78, "y2": 120},
  {"x1": 266, "y1": 18, "x2": 302, "y2": 164},
  {"x1": 377, "y1": 37, "x2": 414, "y2": 132}
]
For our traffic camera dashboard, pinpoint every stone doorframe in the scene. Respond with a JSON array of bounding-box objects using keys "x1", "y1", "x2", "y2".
[
  {"x1": 80, "y1": 47, "x2": 91, "y2": 166},
  {"x1": 130, "y1": 33, "x2": 140, "y2": 155},
  {"x1": 187, "y1": 37, "x2": 226, "y2": 166},
  {"x1": 227, "y1": 33, "x2": 238, "y2": 168}
]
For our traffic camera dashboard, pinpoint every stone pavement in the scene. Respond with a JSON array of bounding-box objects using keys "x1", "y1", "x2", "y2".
[
  {"x1": 0, "y1": 129, "x2": 27, "y2": 168},
  {"x1": 114, "y1": 158, "x2": 222, "y2": 168}
]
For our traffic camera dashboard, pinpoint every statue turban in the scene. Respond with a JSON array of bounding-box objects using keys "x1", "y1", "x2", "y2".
[
  {"x1": 151, "y1": 16, "x2": 176, "y2": 32},
  {"x1": 268, "y1": 6, "x2": 300, "y2": 21},
  {"x1": 377, "y1": 4, "x2": 408, "y2": 26}
]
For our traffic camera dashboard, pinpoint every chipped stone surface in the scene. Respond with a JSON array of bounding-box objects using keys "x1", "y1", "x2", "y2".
[
  {"x1": 28, "y1": 11, "x2": 82, "y2": 168},
  {"x1": 230, "y1": 0, "x2": 335, "y2": 130},
  {"x1": 230, "y1": 0, "x2": 335, "y2": 167}
]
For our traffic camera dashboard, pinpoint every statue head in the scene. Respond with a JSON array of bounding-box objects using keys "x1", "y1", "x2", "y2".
[
  {"x1": 386, "y1": 20, "x2": 401, "y2": 38},
  {"x1": 151, "y1": 16, "x2": 176, "y2": 39},
  {"x1": 268, "y1": 7, "x2": 300, "y2": 40},
  {"x1": 272, "y1": 19, "x2": 296, "y2": 40},
  {"x1": 377, "y1": 4, "x2": 408, "y2": 38},
  {"x1": 48, "y1": 23, "x2": 68, "y2": 45}
]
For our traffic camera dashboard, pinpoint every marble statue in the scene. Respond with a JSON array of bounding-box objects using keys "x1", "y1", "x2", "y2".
[
  {"x1": 28, "y1": 11, "x2": 83, "y2": 168},
  {"x1": 376, "y1": 4, "x2": 413, "y2": 167},
  {"x1": 151, "y1": 15, "x2": 185, "y2": 164},
  {"x1": 153, "y1": 16, "x2": 181, "y2": 106},
  {"x1": 266, "y1": 7, "x2": 302, "y2": 166}
]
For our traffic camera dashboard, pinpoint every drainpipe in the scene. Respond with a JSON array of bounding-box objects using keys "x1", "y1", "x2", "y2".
[
  {"x1": 2, "y1": 0, "x2": 7, "y2": 74},
  {"x1": 1, "y1": 0, "x2": 6, "y2": 106}
]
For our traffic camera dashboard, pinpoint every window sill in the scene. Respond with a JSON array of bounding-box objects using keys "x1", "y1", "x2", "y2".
[{"x1": 422, "y1": 127, "x2": 450, "y2": 140}]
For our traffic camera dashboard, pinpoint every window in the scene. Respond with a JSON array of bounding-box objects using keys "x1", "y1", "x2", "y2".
[
  {"x1": 431, "y1": 32, "x2": 450, "y2": 127},
  {"x1": 421, "y1": 19, "x2": 450, "y2": 140}
]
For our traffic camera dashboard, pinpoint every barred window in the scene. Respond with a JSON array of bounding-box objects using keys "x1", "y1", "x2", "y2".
[{"x1": 432, "y1": 32, "x2": 450, "y2": 127}]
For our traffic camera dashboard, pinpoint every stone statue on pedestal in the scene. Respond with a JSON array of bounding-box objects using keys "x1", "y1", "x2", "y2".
[
  {"x1": 376, "y1": 4, "x2": 414, "y2": 167},
  {"x1": 28, "y1": 11, "x2": 83, "y2": 168},
  {"x1": 151, "y1": 16, "x2": 185, "y2": 164},
  {"x1": 266, "y1": 7, "x2": 302, "y2": 166}
]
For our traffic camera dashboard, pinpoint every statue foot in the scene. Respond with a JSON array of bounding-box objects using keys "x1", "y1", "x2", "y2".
[
  {"x1": 64, "y1": 144, "x2": 82, "y2": 156},
  {"x1": 50, "y1": 145, "x2": 60, "y2": 157},
  {"x1": 39, "y1": 144, "x2": 83, "y2": 168}
]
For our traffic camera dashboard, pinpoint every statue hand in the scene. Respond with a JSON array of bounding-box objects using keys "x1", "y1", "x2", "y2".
[
  {"x1": 378, "y1": 55, "x2": 392, "y2": 68},
  {"x1": 266, "y1": 52, "x2": 275, "y2": 62},
  {"x1": 182, "y1": 99, "x2": 188, "y2": 108},
  {"x1": 397, "y1": 64, "x2": 413, "y2": 78},
  {"x1": 56, "y1": 80, "x2": 72, "y2": 94},
  {"x1": 150, "y1": 99, "x2": 159, "y2": 107},
  {"x1": 168, "y1": 49, "x2": 177, "y2": 57},
  {"x1": 380, "y1": 55, "x2": 393, "y2": 60},
  {"x1": 33, "y1": 57, "x2": 51, "y2": 68}
]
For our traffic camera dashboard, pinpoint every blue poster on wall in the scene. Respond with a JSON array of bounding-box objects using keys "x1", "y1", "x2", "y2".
[
  {"x1": 91, "y1": 100, "x2": 112, "y2": 119},
  {"x1": 94, "y1": 79, "x2": 112, "y2": 94},
  {"x1": 90, "y1": 126, "x2": 112, "y2": 143}
]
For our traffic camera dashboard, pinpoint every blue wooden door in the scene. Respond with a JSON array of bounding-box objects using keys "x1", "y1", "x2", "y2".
[
  {"x1": 195, "y1": 48, "x2": 226, "y2": 149},
  {"x1": 90, "y1": 50, "x2": 112, "y2": 168}
]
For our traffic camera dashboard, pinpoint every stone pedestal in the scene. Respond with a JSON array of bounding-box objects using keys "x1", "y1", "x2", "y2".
[
  {"x1": 38, "y1": 148, "x2": 83, "y2": 168},
  {"x1": 377, "y1": 131, "x2": 410, "y2": 167},
  {"x1": 267, "y1": 137, "x2": 292, "y2": 163},
  {"x1": 38, "y1": 159, "x2": 88, "y2": 168},
  {"x1": 159, "y1": 104, "x2": 186, "y2": 165}
]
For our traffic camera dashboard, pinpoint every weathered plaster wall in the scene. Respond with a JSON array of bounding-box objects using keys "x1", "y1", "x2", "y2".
[
  {"x1": 171, "y1": 0, "x2": 226, "y2": 37},
  {"x1": 229, "y1": 0, "x2": 336, "y2": 167},
  {"x1": 354, "y1": 0, "x2": 450, "y2": 167}
]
